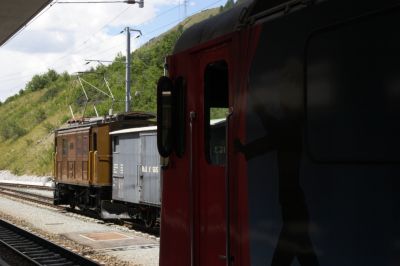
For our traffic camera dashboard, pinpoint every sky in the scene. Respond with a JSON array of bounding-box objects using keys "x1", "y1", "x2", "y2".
[{"x1": 0, "y1": 0, "x2": 229, "y2": 101}]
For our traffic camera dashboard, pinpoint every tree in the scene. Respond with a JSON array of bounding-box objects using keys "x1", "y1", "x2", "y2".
[
  {"x1": 25, "y1": 69, "x2": 60, "y2": 92},
  {"x1": 225, "y1": 0, "x2": 234, "y2": 9},
  {"x1": 220, "y1": 0, "x2": 235, "y2": 13}
]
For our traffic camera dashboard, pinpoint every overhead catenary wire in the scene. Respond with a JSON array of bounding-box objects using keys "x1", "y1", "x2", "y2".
[
  {"x1": 86, "y1": 0, "x2": 226, "y2": 59},
  {"x1": 0, "y1": 3, "x2": 133, "y2": 82},
  {"x1": 48, "y1": 4, "x2": 181, "y2": 69},
  {"x1": 0, "y1": 3, "x2": 185, "y2": 81},
  {"x1": 0, "y1": 0, "x2": 227, "y2": 90},
  {"x1": 141, "y1": 0, "x2": 225, "y2": 38},
  {"x1": 45, "y1": 5, "x2": 133, "y2": 69}
]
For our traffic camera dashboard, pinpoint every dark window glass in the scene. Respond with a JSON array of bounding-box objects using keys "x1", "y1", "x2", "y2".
[
  {"x1": 306, "y1": 9, "x2": 400, "y2": 162},
  {"x1": 204, "y1": 60, "x2": 229, "y2": 165},
  {"x1": 93, "y1": 133, "x2": 97, "y2": 151},
  {"x1": 157, "y1": 76, "x2": 174, "y2": 157},
  {"x1": 113, "y1": 136, "x2": 119, "y2": 153}
]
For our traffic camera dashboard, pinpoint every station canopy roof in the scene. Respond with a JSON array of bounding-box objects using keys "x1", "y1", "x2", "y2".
[{"x1": 0, "y1": 0, "x2": 52, "y2": 46}]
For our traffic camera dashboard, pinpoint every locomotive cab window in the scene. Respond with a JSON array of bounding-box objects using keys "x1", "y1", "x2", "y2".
[
  {"x1": 92, "y1": 133, "x2": 97, "y2": 151},
  {"x1": 204, "y1": 60, "x2": 228, "y2": 165}
]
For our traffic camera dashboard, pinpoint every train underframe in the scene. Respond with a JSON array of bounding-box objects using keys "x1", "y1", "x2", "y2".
[
  {"x1": 101, "y1": 200, "x2": 160, "y2": 228},
  {"x1": 53, "y1": 183, "x2": 111, "y2": 212},
  {"x1": 53, "y1": 183, "x2": 159, "y2": 228}
]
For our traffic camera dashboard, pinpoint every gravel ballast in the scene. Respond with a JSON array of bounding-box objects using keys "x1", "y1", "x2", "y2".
[{"x1": 0, "y1": 189, "x2": 159, "y2": 265}]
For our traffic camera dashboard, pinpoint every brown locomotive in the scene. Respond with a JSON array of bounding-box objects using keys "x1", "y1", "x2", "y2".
[{"x1": 53, "y1": 112, "x2": 155, "y2": 212}]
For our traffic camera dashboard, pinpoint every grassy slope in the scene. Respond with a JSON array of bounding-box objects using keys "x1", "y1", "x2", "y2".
[{"x1": 0, "y1": 8, "x2": 219, "y2": 176}]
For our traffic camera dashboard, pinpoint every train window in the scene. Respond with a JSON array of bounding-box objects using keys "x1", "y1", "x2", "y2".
[
  {"x1": 93, "y1": 133, "x2": 97, "y2": 151},
  {"x1": 113, "y1": 136, "x2": 119, "y2": 153},
  {"x1": 306, "y1": 8, "x2": 400, "y2": 162},
  {"x1": 62, "y1": 139, "x2": 68, "y2": 156},
  {"x1": 157, "y1": 76, "x2": 174, "y2": 158},
  {"x1": 204, "y1": 60, "x2": 228, "y2": 165}
]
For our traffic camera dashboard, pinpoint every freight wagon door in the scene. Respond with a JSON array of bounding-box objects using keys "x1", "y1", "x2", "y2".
[
  {"x1": 112, "y1": 133, "x2": 141, "y2": 204},
  {"x1": 139, "y1": 132, "x2": 161, "y2": 206},
  {"x1": 189, "y1": 43, "x2": 233, "y2": 266}
]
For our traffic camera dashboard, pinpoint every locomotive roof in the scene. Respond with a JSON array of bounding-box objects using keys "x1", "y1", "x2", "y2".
[
  {"x1": 55, "y1": 111, "x2": 156, "y2": 132},
  {"x1": 173, "y1": 0, "x2": 303, "y2": 54},
  {"x1": 110, "y1": 126, "x2": 157, "y2": 135}
]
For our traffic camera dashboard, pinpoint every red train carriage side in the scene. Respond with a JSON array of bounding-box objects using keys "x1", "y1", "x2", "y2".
[{"x1": 157, "y1": 0, "x2": 400, "y2": 265}]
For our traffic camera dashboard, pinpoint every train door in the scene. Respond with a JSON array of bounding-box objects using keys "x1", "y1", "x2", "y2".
[
  {"x1": 189, "y1": 44, "x2": 232, "y2": 266},
  {"x1": 139, "y1": 132, "x2": 160, "y2": 206}
]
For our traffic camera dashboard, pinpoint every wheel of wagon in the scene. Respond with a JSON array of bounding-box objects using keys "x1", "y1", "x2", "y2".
[
  {"x1": 144, "y1": 210, "x2": 156, "y2": 229},
  {"x1": 69, "y1": 196, "x2": 76, "y2": 209}
]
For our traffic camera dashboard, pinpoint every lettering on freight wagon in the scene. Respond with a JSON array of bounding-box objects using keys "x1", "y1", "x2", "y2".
[
  {"x1": 113, "y1": 163, "x2": 124, "y2": 175},
  {"x1": 141, "y1": 165, "x2": 159, "y2": 174}
]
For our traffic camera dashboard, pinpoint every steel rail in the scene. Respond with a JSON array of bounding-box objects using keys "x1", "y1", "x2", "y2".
[
  {"x1": 0, "y1": 219, "x2": 98, "y2": 266},
  {"x1": 0, "y1": 187, "x2": 55, "y2": 208},
  {"x1": 0, "y1": 183, "x2": 53, "y2": 191}
]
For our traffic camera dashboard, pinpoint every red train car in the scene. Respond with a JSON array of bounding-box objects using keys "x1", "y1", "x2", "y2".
[{"x1": 157, "y1": 0, "x2": 400, "y2": 265}]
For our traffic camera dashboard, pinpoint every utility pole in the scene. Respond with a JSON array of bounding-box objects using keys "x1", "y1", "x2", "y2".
[
  {"x1": 184, "y1": 0, "x2": 187, "y2": 19},
  {"x1": 123, "y1": 27, "x2": 142, "y2": 113},
  {"x1": 179, "y1": 0, "x2": 188, "y2": 20},
  {"x1": 125, "y1": 27, "x2": 131, "y2": 113}
]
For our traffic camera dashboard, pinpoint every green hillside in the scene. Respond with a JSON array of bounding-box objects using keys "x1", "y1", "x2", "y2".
[{"x1": 0, "y1": 7, "x2": 222, "y2": 176}]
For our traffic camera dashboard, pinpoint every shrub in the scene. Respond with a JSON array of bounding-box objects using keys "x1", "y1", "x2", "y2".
[
  {"x1": 0, "y1": 121, "x2": 27, "y2": 140},
  {"x1": 34, "y1": 108, "x2": 47, "y2": 123},
  {"x1": 25, "y1": 69, "x2": 60, "y2": 92},
  {"x1": 61, "y1": 115, "x2": 70, "y2": 124},
  {"x1": 25, "y1": 74, "x2": 48, "y2": 92},
  {"x1": 40, "y1": 85, "x2": 59, "y2": 102},
  {"x1": 42, "y1": 122, "x2": 56, "y2": 133}
]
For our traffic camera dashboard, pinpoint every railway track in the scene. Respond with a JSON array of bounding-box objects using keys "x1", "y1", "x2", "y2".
[
  {"x1": 0, "y1": 184, "x2": 160, "y2": 237},
  {"x1": 0, "y1": 183, "x2": 53, "y2": 191},
  {"x1": 0, "y1": 218, "x2": 98, "y2": 266},
  {"x1": 0, "y1": 185, "x2": 57, "y2": 209}
]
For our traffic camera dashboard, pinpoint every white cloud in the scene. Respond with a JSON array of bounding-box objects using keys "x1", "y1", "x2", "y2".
[{"x1": 0, "y1": 0, "x2": 178, "y2": 101}]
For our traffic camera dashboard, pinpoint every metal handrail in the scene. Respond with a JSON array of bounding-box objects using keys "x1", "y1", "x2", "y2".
[{"x1": 225, "y1": 107, "x2": 234, "y2": 266}]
